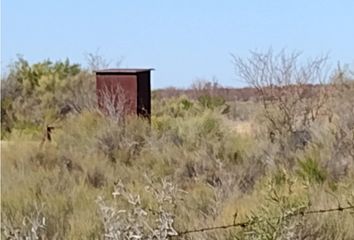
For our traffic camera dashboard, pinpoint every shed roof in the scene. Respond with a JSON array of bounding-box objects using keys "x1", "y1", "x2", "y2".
[{"x1": 95, "y1": 68, "x2": 154, "y2": 74}]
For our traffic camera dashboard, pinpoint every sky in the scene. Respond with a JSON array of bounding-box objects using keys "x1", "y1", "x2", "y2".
[{"x1": 1, "y1": 0, "x2": 354, "y2": 89}]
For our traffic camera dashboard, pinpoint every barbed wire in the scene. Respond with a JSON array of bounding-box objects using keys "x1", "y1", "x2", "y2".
[{"x1": 177, "y1": 205, "x2": 354, "y2": 236}]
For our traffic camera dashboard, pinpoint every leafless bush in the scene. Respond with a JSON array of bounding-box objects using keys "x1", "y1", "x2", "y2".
[
  {"x1": 233, "y1": 49, "x2": 330, "y2": 138},
  {"x1": 1, "y1": 203, "x2": 47, "y2": 240},
  {"x1": 97, "y1": 178, "x2": 180, "y2": 240},
  {"x1": 85, "y1": 50, "x2": 123, "y2": 72},
  {"x1": 232, "y1": 49, "x2": 331, "y2": 157},
  {"x1": 98, "y1": 84, "x2": 132, "y2": 123}
]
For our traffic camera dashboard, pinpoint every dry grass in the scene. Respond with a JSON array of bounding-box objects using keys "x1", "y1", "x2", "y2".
[{"x1": 2, "y1": 87, "x2": 354, "y2": 239}]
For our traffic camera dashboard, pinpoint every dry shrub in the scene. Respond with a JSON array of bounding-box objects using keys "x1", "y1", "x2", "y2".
[
  {"x1": 97, "y1": 178, "x2": 180, "y2": 240},
  {"x1": 233, "y1": 49, "x2": 332, "y2": 167}
]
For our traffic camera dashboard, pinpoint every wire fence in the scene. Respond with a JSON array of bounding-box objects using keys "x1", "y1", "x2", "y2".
[{"x1": 177, "y1": 205, "x2": 354, "y2": 237}]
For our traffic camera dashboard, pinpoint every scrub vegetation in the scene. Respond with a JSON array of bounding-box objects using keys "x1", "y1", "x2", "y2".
[{"x1": 1, "y1": 50, "x2": 354, "y2": 239}]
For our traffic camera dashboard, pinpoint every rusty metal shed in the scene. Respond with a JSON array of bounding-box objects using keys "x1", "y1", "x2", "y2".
[{"x1": 95, "y1": 68, "x2": 153, "y2": 120}]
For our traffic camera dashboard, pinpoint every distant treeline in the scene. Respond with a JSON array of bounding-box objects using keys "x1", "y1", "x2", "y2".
[{"x1": 153, "y1": 84, "x2": 328, "y2": 101}]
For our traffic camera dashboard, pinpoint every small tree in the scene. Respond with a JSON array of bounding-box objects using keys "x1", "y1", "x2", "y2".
[{"x1": 232, "y1": 49, "x2": 330, "y2": 146}]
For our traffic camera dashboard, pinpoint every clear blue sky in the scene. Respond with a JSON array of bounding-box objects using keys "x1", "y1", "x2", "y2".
[{"x1": 1, "y1": 0, "x2": 354, "y2": 89}]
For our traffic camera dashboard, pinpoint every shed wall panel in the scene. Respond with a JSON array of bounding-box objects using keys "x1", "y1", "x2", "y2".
[
  {"x1": 137, "y1": 72, "x2": 151, "y2": 118},
  {"x1": 96, "y1": 74, "x2": 137, "y2": 115}
]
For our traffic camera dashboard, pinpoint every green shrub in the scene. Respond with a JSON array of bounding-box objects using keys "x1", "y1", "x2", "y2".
[{"x1": 297, "y1": 158, "x2": 327, "y2": 183}]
